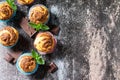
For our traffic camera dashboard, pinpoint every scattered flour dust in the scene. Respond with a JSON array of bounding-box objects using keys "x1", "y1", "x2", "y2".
[
  {"x1": 56, "y1": 60, "x2": 70, "y2": 80},
  {"x1": 85, "y1": 9, "x2": 109, "y2": 80},
  {"x1": 56, "y1": 60, "x2": 67, "y2": 80},
  {"x1": 88, "y1": 28, "x2": 108, "y2": 80},
  {"x1": 50, "y1": 5, "x2": 60, "y2": 15},
  {"x1": 107, "y1": 14, "x2": 116, "y2": 33}
]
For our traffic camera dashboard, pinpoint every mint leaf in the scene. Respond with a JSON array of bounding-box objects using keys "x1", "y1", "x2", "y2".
[
  {"x1": 29, "y1": 22, "x2": 49, "y2": 31},
  {"x1": 6, "y1": 0, "x2": 17, "y2": 11},
  {"x1": 31, "y1": 49, "x2": 39, "y2": 59},
  {"x1": 31, "y1": 50, "x2": 45, "y2": 65},
  {"x1": 29, "y1": 22, "x2": 38, "y2": 28},
  {"x1": 40, "y1": 24, "x2": 50, "y2": 31},
  {"x1": 29, "y1": 22, "x2": 39, "y2": 31},
  {"x1": 36, "y1": 57, "x2": 45, "y2": 65}
]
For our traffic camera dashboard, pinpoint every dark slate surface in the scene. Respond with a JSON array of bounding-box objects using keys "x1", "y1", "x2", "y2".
[{"x1": 0, "y1": 0, "x2": 120, "y2": 80}]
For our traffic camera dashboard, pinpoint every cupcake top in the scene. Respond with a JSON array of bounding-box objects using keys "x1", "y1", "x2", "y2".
[
  {"x1": 34, "y1": 32, "x2": 56, "y2": 53},
  {"x1": 0, "y1": 26, "x2": 19, "y2": 46},
  {"x1": 0, "y1": 2, "x2": 13, "y2": 20},
  {"x1": 17, "y1": 0, "x2": 34, "y2": 5},
  {"x1": 29, "y1": 4, "x2": 49, "y2": 24},
  {"x1": 18, "y1": 56, "x2": 36, "y2": 72}
]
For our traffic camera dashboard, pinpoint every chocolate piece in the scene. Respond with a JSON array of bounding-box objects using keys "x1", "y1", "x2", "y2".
[
  {"x1": 4, "y1": 51, "x2": 22, "y2": 64},
  {"x1": 50, "y1": 26, "x2": 60, "y2": 35},
  {"x1": 48, "y1": 62, "x2": 58, "y2": 73},
  {"x1": 4, "y1": 53, "x2": 15, "y2": 64},
  {"x1": 10, "y1": 51, "x2": 22, "y2": 59},
  {"x1": 10, "y1": 51, "x2": 22, "y2": 63},
  {"x1": 19, "y1": 17, "x2": 37, "y2": 38}
]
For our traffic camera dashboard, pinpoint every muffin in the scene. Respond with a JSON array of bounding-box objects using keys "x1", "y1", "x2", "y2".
[
  {"x1": 34, "y1": 32, "x2": 57, "y2": 54},
  {"x1": 0, "y1": 2, "x2": 15, "y2": 21},
  {"x1": 16, "y1": 53, "x2": 39, "y2": 75},
  {"x1": 0, "y1": 26, "x2": 19, "y2": 47},
  {"x1": 17, "y1": 0, "x2": 34, "y2": 5},
  {"x1": 28, "y1": 4, "x2": 49, "y2": 24}
]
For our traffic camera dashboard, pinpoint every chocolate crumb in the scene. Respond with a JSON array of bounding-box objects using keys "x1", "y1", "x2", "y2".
[
  {"x1": 19, "y1": 17, "x2": 37, "y2": 38},
  {"x1": 48, "y1": 62, "x2": 58, "y2": 73},
  {"x1": 50, "y1": 26, "x2": 60, "y2": 35},
  {"x1": 4, "y1": 53, "x2": 15, "y2": 65}
]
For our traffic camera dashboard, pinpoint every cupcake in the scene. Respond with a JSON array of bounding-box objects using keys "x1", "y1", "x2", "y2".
[
  {"x1": 0, "y1": 26, "x2": 19, "y2": 47},
  {"x1": 0, "y1": 2, "x2": 16, "y2": 21},
  {"x1": 16, "y1": 53, "x2": 39, "y2": 75},
  {"x1": 28, "y1": 4, "x2": 49, "y2": 24},
  {"x1": 17, "y1": 0, "x2": 34, "y2": 5},
  {"x1": 34, "y1": 32, "x2": 57, "y2": 54}
]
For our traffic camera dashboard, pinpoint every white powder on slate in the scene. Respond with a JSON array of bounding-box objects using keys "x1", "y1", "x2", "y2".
[
  {"x1": 56, "y1": 60, "x2": 67, "y2": 80},
  {"x1": 50, "y1": 5, "x2": 59, "y2": 15},
  {"x1": 85, "y1": 9, "x2": 108, "y2": 80}
]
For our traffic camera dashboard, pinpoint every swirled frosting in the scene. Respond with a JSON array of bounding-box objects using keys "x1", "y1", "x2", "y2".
[
  {"x1": 0, "y1": 26, "x2": 19, "y2": 46},
  {"x1": 0, "y1": 2, "x2": 13, "y2": 20},
  {"x1": 17, "y1": 0, "x2": 34, "y2": 5},
  {"x1": 19, "y1": 56, "x2": 36, "y2": 72},
  {"x1": 34, "y1": 32, "x2": 56, "y2": 53},
  {"x1": 29, "y1": 5, "x2": 49, "y2": 24}
]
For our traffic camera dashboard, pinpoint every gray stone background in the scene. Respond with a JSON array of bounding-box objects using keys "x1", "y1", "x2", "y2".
[{"x1": 0, "y1": 0, "x2": 120, "y2": 80}]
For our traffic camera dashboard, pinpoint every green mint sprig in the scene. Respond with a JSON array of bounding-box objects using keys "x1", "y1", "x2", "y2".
[
  {"x1": 29, "y1": 22, "x2": 49, "y2": 31},
  {"x1": 6, "y1": 0, "x2": 17, "y2": 11},
  {"x1": 31, "y1": 49, "x2": 45, "y2": 65}
]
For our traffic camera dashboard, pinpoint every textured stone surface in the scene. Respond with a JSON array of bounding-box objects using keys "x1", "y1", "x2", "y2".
[{"x1": 0, "y1": 0, "x2": 120, "y2": 80}]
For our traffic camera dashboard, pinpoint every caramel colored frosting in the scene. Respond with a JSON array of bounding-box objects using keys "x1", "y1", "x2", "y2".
[
  {"x1": 0, "y1": 2, "x2": 13, "y2": 20},
  {"x1": 0, "y1": 26, "x2": 19, "y2": 46},
  {"x1": 19, "y1": 56, "x2": 36, "y2": 72},
  {"x1": 29, "y1": 5, "x2": 49, "y2": 24},
  {"x1": 17, "y1": 0, "x2": 34, "y2": 5},
  {"x1": 34, "y1": 32, "x2": 56, "y2": 53}
]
